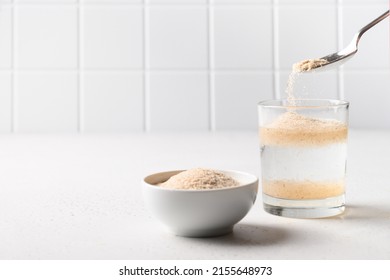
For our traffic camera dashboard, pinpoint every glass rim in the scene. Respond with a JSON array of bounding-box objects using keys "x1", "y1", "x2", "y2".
[{"x1": 258, "y1": 99, "x2": 349, "y2": 109}]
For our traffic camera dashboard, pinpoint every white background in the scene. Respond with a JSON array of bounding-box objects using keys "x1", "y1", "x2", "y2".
[{"x1": 0, "y1": 0, "x2": 388, "y2": 133}]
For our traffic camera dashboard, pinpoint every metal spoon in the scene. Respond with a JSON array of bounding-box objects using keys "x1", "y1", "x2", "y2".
[{"x1": 301, "y1": 10, "x2": 389, "y2": 72}]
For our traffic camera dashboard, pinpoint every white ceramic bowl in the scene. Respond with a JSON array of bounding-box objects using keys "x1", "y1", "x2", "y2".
[{"x1": 143, "y1": 170, "x2": 258, "y2": 237}]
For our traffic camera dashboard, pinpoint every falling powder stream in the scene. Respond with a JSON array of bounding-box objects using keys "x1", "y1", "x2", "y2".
[
  {"x1": 286, "y1": 58, "x2": 328, "y2": 106},
  {"x1": 286, "y1": 70, "x2": 299, "y2": 106}
]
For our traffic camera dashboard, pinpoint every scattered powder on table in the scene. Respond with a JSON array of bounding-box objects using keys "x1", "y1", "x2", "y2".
[
  {"x1": 159, "y1": 168, "x2": 240, "y2": 190},
  {"x1": 260, "y1": 111, "x2": 348, "y2": 146}
]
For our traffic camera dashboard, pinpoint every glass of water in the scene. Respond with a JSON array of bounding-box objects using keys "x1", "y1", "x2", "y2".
[{"x1": 258, "y1": 99, "x2": 349, "y2": 218}]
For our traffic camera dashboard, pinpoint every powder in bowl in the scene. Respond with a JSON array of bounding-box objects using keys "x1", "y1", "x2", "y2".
[{"x1": 159, "y1": 168, "x2": 240, "y2": 190}]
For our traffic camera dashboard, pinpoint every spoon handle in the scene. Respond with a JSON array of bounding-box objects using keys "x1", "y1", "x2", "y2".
[{"x1": 355, "y1": 10, "x2": 389, "y2": 45}]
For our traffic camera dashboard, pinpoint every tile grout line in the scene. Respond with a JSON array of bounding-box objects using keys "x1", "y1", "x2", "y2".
[
  {"x1": 337, "y1": 0, "x2": 345, "y2": 100},
  {"x1": 272, "y1": 0, "x2": 280, "y2": 99},
  {"x1": 208, "y1": 0, "x2": 215, "y2": 131},
  {"x1": 143, "y1": 0, "x2": 150, "y2": 132},
  {"x1": 76, "y1": 0, "x2": 80, "y2": 132},
  {"x1": 77, "y1": 0, "x2": 84, "y2": 133},
  {"x1": 11, "y1": 0, "x2": 16, "y2": 133}
]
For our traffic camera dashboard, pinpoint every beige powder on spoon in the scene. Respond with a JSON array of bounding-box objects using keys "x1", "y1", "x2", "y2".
[
  {"x1": 293, "y1": 58, "x2": 328, "y2": 72},
  {"x1": 286, "y1": 58, "x2": 328, "y2": 106}
]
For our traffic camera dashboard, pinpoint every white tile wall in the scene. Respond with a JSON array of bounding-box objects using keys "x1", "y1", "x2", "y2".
[
  {"x1": 148, "y1": 6, "x2": 208, "y2": 69},
  {"x1": 213, "y1": 71, "x2": 273, "y2": 129},
  {"x1": 148, "y1": 0, "x2": 207, "y2": 4},
  {"x1": 0, "y1": 0, "x2": 387, "y2": 133},
  {"x1": 0, "y1": 6, "x2": 12, "y2": 69},
  {"x1": 16, "y1": 1, "x2": 77, "y2": 3},
  {"x1": 82, "y1": 71, "x2": 144, "y2": 131},
  {"x1": 15, "y1": 72, "x2": 78, "y2": 132},
  {"x1": 148, "y1": 72, "x2": 209, "y2": 130},
  {"x1": 341, "y1": 5, "x2": 389, "y2": 69},
  {"x1": 212, "y1": 5, "x2": 272, "y2": 69},
  {"x1": 15, "y1": 5, "x2": 78, "y2": 69},
  {"x1": 83, "y1": 1, "x2": 141, "y2": 3},
  {"x1": 0, "y1": 72, "x2": 12, "y2": 132},
  {"x1": 213, "y1": 0, "x2": 271, "y2": 4},
  {"x1": 276, "y1": 5, "x2": 338, "y2": 70},
  {"x1": 344, "y1": 70, "x2": 390, "y2": 129},
  {"x1": 82, "y1": 5, "x2": 143, "y2": 69}
]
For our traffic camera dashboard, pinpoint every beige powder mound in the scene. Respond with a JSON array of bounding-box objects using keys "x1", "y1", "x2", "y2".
[
  {"x1": 159, "y1": 168, "x2": 240, "y2": 190},
  {"x1": 260, "y1": 111, "x2": 348, "y2": 146},
  {"x1": 263, "y1": 179, "x2": 345, "y2": 200},
  {"x1": 293, "y1": 58, "x2": 328, "y2": 72}
]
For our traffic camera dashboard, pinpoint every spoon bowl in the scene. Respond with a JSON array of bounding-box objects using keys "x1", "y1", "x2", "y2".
[{"x1": 305, "y1": 10, "x2": 389, "y2": 72}]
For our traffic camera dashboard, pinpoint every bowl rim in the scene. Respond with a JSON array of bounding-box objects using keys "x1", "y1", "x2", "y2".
[{"x1": 143, "y1": 169, "x2": 258, "y2": 193}]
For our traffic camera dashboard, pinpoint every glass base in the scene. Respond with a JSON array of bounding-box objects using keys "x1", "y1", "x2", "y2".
[{"x1": 263, "y1": 193, "x2": 345, "y2": 218}]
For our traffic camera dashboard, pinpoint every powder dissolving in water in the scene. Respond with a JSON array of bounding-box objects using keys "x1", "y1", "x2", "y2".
[{"x1": 260, "y1": 112, "x2": 348, "y2": 200}]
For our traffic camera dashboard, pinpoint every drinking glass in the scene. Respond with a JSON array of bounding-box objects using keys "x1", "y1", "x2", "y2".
[{"x1": 258, "y1": 99, "x2": 349, "y2": 218}]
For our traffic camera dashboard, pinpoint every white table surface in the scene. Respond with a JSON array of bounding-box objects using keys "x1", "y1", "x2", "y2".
[{"x1": 0, "y1": 130, "x2": 389, "y2": 260}]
